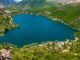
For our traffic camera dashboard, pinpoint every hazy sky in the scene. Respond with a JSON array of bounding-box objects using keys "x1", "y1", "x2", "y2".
[{"x1": 14, "y1": 0, "x2": 22, "y2": 2}]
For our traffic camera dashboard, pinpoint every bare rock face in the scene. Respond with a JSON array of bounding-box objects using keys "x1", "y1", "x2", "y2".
[
  {"x1": 67, "y1": 0, "x2": 80, "y2": 4},
  {"x1": 46, "y1": 0, "x2": 69, "y2": 4},
  {"x1": 46, "y1": 0, "x2": 80, "y2": 5}
]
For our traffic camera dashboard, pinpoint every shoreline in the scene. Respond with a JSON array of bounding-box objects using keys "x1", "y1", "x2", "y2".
[
  {"x1": 0, "y1": 37, "x2": 78, "y2": 48},
  {"x1": 37, "y1": 14, "x2": 80, "y2": 31},
  {"x1": 13, "y1": 12, "x2": 80, "y2": 31}
]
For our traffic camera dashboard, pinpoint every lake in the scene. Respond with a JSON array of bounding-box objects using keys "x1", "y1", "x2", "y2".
[{"x1": 0, "y1": 14, "x2": 76, "y2": 47}]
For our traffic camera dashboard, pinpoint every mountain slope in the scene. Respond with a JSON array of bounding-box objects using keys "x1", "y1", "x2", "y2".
[
  {"x1": 16, "y1": 0, "x2": 46, "y2": 7},
  {"x1": 0, "y1": 0, "x2": 16, "y2": 6}
]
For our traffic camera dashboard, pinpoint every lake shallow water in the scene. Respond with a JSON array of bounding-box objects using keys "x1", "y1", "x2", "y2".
[{"x1": 0, "y1": 14, "x2": 76, "y2": 47}]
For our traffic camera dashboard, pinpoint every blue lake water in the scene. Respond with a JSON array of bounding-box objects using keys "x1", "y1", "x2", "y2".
[{"x1": 0, "y1": 14, "x2": 76, "y2": 47}]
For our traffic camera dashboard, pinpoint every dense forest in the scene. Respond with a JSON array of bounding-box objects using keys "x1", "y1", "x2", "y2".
[
  {"x1": 0, "y1": 38, "x2": 80, "y2": 60},
  {"x1": 0, "y1": 9, "x2": 18, "y2": 36},
  {"x1": 0, "y1": 0, "x2": 80, "y2": 60}
]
